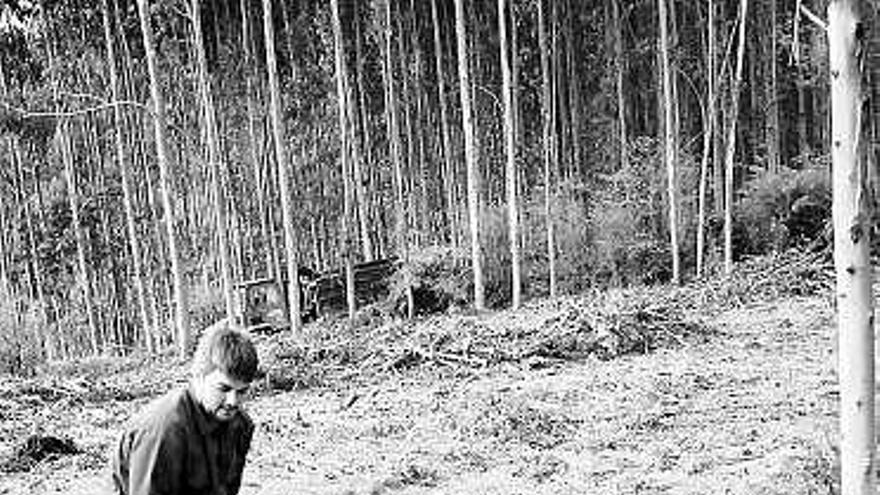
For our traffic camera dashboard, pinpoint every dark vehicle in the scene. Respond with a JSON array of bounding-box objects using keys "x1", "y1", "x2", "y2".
[{"x1": 234, "y1": 258, "x2": 399, "y2": 333}]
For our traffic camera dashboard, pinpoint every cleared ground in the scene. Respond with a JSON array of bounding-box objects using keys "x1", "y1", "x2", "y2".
[{"x1": 0, "y1": 283, "x2": 842, "y2": 495}]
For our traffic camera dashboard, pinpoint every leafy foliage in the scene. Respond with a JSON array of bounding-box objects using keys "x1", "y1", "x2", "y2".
[
  {"x1": 588, "y1": 136, "x2": 701, "y2": 287},
  {"x1": 734, "y1": 158, "x2": 831, "y2": 256},
  {"x1": 386, "y1": 245, "x2": 472, "y2": 316}
]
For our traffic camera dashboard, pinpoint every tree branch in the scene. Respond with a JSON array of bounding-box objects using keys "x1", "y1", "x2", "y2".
[
  {"x1": 0, "y1": 98, "x2": 150, "y2": 120},
  {"x1": 799, "y1": 5, "x2": 827, "y2": 31}
]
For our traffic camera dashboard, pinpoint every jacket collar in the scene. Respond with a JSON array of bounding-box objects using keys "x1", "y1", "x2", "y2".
[{"x1": 186, "y1": 383, "x2": 224, "y2": 436}]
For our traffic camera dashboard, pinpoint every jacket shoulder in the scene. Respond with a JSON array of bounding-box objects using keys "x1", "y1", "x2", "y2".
[{"x1": 129, "y1": 387, "x2": 190, "y2": 433}]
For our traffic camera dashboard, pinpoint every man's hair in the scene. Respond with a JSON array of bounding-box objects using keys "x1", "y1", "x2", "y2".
[{"x1": 190, "y1": 318, "x2": 259, "y2": 382}]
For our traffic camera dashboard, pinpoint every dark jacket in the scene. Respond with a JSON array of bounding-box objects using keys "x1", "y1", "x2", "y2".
[{"x1": 111, "y1": 384, "x2": 254, "y2": 495}]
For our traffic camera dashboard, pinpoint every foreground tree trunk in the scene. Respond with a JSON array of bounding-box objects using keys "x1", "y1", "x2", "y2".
[
  {"x1": 136, "y1": 0, "x2": 190, "y2": 357},
  {"x1": 828, "y1": 3, "x2": 875, "y2": 494},
  {"x1": 261, "y1": 0, "x2": 302, "y2": 334},
  {"x1": 454, "y1": 0, "x2": 485, "y2": 310}
]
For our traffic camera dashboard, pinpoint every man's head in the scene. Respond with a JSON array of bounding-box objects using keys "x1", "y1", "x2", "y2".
[{"x1": 190, "y1": 319, "x2": 259, "y2": 422}]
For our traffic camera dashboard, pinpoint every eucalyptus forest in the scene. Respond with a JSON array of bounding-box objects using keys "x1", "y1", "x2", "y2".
[{"x1": 0, "y1": 0, "x2": 876, "y2": 492}]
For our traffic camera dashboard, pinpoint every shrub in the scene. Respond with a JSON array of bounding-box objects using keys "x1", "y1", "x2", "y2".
[
  {"x1": 735, "y1": 160, "x2": 831, "y2": 255},
  {"x1": 588, "y1": 136, "x2": 699, "y2": 287},
  {"x1": 386, "y1": 245, "x2": 472, "y2": 315}
]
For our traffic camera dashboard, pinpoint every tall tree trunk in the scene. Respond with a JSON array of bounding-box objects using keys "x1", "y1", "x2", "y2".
[
  {"x1": 723, "y1": 0, "x2": 749, "y2": 275},
  {"x1": 454, "y1": 0, "x2": 485, "y2": 310},
  {"x1": 565, "y1": 0, "x2": 581, "y2": 178},
  {"x1": 431, "y1": 0, "x2": 458, "y2": 248},
  {"x1": 353, "y1": 7, "x2": 375, "y2": 260},
  {"x1": 612, "y1": 0, "x2": 627, "y2": 172},
  {"x1": 394, "y1": 8, "x2": 418, "y2": 248},
  {"x1": 828, "y1": 2, "x2": 875, "y2": 494},
  {"x1": 765, "y1": 0, "x2": 780, "y2": 172},
  {"x1": 498, "y1": 0, "x2": 520, "y2": 308},
  {"x1": 712, "y1": 1, "x2": 724, "y2": 216},
  {"x1": 538, "y1": 0, "x2": 557, "y2": 297},
  {"x1": 795, "y1": 0, "x2": 809, "y2": 156},
  {"x1": 240, "y1": 0, "x2": 275, "y2": 281},
  {"x1": 330, "y1": 0, "x2": 358, "y2": 318},
  {"x1": 383, "y1": 0, "x2": 414, "y2": 318},
  {"x1": 0, "y1": 191, "x2": 8, "y2": 292},
  {"x1": 261, "y1": 0, "x2": 302, "y2": 333},
  {"x1": 658, "y1": 0, "x2": 680, "y2": 285},
  {"x1": 136, "y1": 0, "x2": 190, "y2": 357},
  {"x1": 697, "y1": 0, "x2": 715, "y2": 278},
  {"x1": 191, "y1": 0, "x2": 234, "y2": 319},
  {"x1": 409, "y1": 0, "x2": 432, "y2": 243}
]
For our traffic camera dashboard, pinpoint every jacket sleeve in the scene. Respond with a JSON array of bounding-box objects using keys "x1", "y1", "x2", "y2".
[
  {"x1": 228, "y1": 419, "x2": 255, "y2": 495},
  {"x1": 126, "y1": 423, "x2": 187, "y2": 495}
]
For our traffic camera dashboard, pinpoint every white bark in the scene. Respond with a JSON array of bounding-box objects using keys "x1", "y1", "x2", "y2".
[
  {"x1": 828, "y1": 2, "x2": 875, "y2": 494},
  {"x1": 453, "y1": 0, "x2": 485, "y2": 310}
]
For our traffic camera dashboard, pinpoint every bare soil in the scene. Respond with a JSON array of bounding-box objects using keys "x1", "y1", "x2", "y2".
[{"x1": 0, "y1": 292, "x2": 841, "y2": 495}]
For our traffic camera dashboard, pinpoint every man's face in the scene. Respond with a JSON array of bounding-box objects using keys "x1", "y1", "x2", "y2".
[{"x1": 194, "y1": 369, "x2": 251, "y2": 422}]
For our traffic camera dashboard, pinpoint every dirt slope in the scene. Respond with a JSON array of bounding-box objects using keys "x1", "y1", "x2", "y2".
[{"x1": 0, "y1": 295, "x2": 840, "y2": 495}]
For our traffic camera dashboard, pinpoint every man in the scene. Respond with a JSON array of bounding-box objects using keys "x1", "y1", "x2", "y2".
[{"x1": 112, "y1": 320, "x2": 259, "y2": 495}]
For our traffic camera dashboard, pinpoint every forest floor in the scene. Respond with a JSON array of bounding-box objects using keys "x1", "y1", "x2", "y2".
[{"x1": 0, "y1": 252, "x2": 846, "y2": 494}]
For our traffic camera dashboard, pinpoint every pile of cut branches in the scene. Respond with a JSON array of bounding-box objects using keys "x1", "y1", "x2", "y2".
[{"x1": 691, "y1": 249, "x2": 833, "y2": 312}]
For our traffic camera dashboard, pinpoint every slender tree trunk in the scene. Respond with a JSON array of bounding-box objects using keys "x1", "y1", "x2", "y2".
[
  {"x1": 394, "y1": 8, "x2": 418, "y2": 248},
  {"x1": 431, "y1": 0, "x2": 458, "y2": 248},
  {"x1": 383, "y1": 0, "x2": 414, "y2": 317},
  {"x1": 261, "y1": 0, "x2": 302, "y2": 333},
  {"x1": 0, "y1": 191, "x2": 8, "y2": 292},
  {"x1": 240, "y1": 0, "x2": 275, "y2": 281},
  {"x1": 697, "y1": 0, "x2": 715, "y2": 278},
  {"x1": 331, "y1": 0, "x2": 358, "y2": 317},
  {"x1": 498, "y1": 0, "x2": 520, "y2": 308},
  {"x1": 454, "y1": 0, "x2": 485, "y2": 310},
  {"x1": 192, "y1": 0, "x2": 235, "y2": 319},
  {"x1": 712, "y1": 1, "x2": 724, "y2": 216},
  {"x1": 765, "y1": 0, "x2": 780, "y2": 172},
  {"x1": 136, "y1": 0, "x2": 190, "y2": 357},
  {"x1": 796, "y1": 1, "x2": 809, "y2": 157},
  {"x1": 409, "y1": 0, "x2": 432, "y2": 243},
  {"x1": 828, "y1": 2, "x2": 875, "y2": 494},
  {"x1": 658, "y1": 0, "x2": 680, "y2": 284},
  {"x1": 612, "y1": 0, "x2": 627, "y2": 172},
  {"x1": 538, "y1": 0, "x2": 557, "y2": 297},
  {"x1": 723, "y1": 0, "x2": 749, "y2": 275},
  {"x1": 353, "y1": 7, "x2": 375, "y2": 260},
  {"x1": 565, "y1": 0, "x2": 581, "y2": 178}
]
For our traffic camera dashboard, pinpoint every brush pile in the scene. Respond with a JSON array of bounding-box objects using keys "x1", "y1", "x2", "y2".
[{"x1": 689, "y1": 249, "x2": 833, "y2": 312}]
